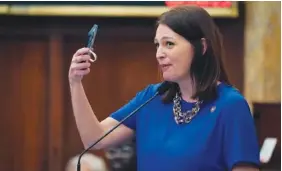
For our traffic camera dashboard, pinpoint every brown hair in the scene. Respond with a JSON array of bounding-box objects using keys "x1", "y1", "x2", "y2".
[{"x1": 157, "y1": 5, "x2": 230, "y2": 103}]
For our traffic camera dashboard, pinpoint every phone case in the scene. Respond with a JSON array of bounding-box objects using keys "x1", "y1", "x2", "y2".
[{"x1": 87, "y1": 24, "x2": 99, "y2": 49}]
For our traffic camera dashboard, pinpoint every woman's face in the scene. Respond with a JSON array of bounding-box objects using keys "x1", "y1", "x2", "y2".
[{"x1": 154, "y1": 24, "x2": 195, "y2": 82}]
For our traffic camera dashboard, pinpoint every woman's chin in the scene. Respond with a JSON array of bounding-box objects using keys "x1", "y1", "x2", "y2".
[{"x1": 162, "y1": 74, "x2": 178, "y2": 82}]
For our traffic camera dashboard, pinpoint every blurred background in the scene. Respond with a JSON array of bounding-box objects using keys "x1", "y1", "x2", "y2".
[{"x1": 0, "y1": 1, "x2": 280, "y2": 171}]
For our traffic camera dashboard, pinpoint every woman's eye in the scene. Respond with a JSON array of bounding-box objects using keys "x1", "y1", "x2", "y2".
[
  {"x1": 155, "y1": 43, "x2": 159, "y2": 49},
  {"x1": 166, "y1": 41, "x2": 175, "y2": 48}
]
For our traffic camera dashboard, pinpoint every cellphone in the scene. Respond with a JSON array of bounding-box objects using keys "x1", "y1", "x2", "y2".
[{"x1": 87, "y1": 24, "x2": 98, "y2": 49}]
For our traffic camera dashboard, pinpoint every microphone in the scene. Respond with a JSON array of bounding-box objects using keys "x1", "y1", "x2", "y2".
[{"x1": 76, "y1": 81, "x2": 170, "y2": 171}]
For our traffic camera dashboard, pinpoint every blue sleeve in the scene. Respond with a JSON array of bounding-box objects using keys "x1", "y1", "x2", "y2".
[
  {"x1": 109, "y1": 84, "x2": 159, "y2": 131},
  {"x1": 221, "y1": 95, "x2": 260, "y2": 170}
]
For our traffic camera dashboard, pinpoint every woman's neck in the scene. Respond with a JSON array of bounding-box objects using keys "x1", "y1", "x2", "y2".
[{"x1": 177, "y1": 78, "x2": 197, "y2": 103}]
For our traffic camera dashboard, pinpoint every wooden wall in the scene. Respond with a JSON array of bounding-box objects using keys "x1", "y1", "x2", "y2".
[{"x1": 0, "y1": 4, "x2": 246, "y2": 171}]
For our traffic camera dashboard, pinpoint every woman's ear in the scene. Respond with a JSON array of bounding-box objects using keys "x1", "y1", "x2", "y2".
[{"x1": 201, "y1": 38, "x2": 207, "y2": 55}]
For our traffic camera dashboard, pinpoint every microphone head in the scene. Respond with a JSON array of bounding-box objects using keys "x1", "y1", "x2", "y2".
[{"x1": 157, "y1": 81, "x2": 171, "y2": 95}]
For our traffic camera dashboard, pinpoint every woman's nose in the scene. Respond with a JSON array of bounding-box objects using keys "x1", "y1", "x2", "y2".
[{"x1": 156, "y1": 46, "x2": 166, "y2": 59}]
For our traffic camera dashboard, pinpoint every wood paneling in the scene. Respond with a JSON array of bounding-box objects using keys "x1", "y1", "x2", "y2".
[
  {"x1": 47, "y1": 33, "x2": 64, "y2": 171},
  {"x1": 0, "y1": 36, "x2": 49, "y2": 171},
  {"x1": 215, "y1": 16, "x2": 245, "y2": 91}
]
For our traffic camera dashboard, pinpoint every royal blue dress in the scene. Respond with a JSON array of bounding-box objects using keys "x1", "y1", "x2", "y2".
[{"x1": 110, "y1": 83, "x2": 260, "y2": 171}]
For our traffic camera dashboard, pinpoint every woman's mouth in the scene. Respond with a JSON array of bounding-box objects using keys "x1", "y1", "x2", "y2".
[{"x1": 160, "y1": 64, "x2": 172, "y2": 72}]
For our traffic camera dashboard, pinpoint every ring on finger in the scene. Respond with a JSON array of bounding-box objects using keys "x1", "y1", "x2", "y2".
[{"x1": 89, "y1": 50, "x2": 97, "y2": 62}]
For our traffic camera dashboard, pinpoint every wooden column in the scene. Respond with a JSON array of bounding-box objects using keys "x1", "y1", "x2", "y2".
[
  {"x1": 47, "y1": 32, "x2": 64, "y2": 171},
  {"x1": 244, "y1": 1, "x2": 281, "y2": 104}
]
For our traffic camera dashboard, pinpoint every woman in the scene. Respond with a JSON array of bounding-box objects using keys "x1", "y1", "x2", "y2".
[{"x1": 69, "y1": 5, "x2": 260, "y2": 171}]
